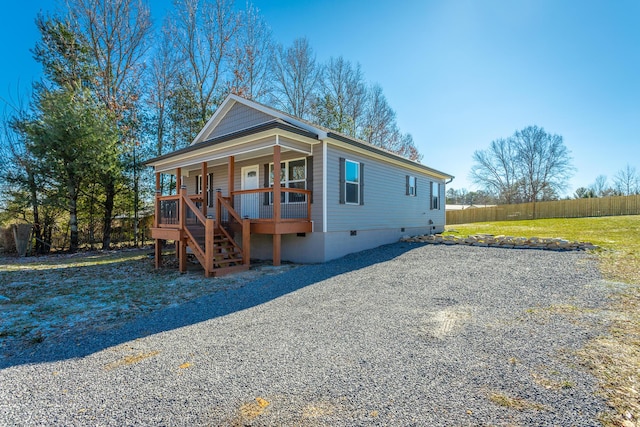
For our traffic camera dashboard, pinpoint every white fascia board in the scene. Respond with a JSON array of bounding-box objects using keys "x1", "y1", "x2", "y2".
[
  {"x1": 327, "y1": 138, "x2": 453, "y2": 180},
  {"x1": 226, "y1": 94, "x2": 328, "y2": 138},
  {"x1": 152, "y1": 128, "x2": 317, "y2": 173}
]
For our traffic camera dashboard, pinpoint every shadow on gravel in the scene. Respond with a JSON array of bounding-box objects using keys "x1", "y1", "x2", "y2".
[{"x1": 1, "y1": 242, "x2": 419, "y2": 369}]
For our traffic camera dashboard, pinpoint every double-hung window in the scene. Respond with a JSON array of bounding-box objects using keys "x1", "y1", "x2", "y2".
[
  {"x1": 269, "y1": 158, "x2": 306, "y2": 203},
  {"x1": 339, "y1": 158, "x2": 363, "y2": 205},
  {"x1": 345, "y1": 160, "x2": 360, "y2": 204}
]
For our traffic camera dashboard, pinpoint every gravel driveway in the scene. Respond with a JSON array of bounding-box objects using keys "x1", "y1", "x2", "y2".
[{"x1": 0, "y1": 243, "x2": 610, "y2": 426}]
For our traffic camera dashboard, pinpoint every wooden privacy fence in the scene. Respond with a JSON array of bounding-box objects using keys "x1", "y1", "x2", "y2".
[{"x1": 446, "y1": 194, "x2": 640, "y2": 225}]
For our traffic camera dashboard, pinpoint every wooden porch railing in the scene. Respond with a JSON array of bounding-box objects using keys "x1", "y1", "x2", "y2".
[{"x1": 230, "y1": 188, "x2": 312, "y2": 221}]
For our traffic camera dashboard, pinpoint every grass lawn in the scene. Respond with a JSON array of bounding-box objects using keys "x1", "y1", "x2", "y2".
[{"x1": 446, "y1": 215, "x2": 640, "y2": 427}]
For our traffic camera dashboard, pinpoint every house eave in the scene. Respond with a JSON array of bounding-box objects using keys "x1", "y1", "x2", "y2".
[
  {"x1": 145, "y1": 120, "x2": 319, "y2": 168},
  {"x1": 326, "y1": 132, "x2": 454, "y2": 181}
]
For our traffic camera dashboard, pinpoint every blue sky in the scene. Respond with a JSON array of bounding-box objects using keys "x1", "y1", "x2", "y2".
[{"x1": 2, "y1": 0, "x2": 638, "y2": 195}]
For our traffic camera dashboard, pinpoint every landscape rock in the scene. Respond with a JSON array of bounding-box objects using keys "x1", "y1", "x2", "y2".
[{"x1": 401, "y1": 234, "x2": 599, "y2": 252}]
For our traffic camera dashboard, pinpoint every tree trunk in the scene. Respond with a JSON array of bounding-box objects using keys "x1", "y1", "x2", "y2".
[
  {"x1": 26, "y1": 167, "x2": 45, "y2": 254},
  {"x1": 68, "y1": 178, "x2": 79, "y2": 252},
  {"x1": 102, "y1": 177, "x2": 115, "y2": 250}
]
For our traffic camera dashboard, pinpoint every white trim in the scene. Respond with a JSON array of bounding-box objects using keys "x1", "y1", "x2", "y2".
[
  {"x1": 241, "y1": 165, "x2": 259, "y2": 191},
  {"x1": 327, "y1": 138, "x2": 452, "y2": 180},
  {"x1": 322, "y1": 140, "x2": 327, "y2": 233},
  {"x1": 344, "y1": 159, "x2": 360, "y2": 205}
]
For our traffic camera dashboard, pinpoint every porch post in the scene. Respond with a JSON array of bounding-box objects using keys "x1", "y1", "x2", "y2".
[
  {"x1": 174, "y1": 168, "x2": 182, "y2": 261},
  {"x1": 273, "y1": 145, "x2": 281, "y2": 222},
  {"x1": 272, "y1": 144, "x2": 281, "y2": 266},
  {"x1": 201, "y1": 161, "x2": 208, "y2": 217},
  {"x1": 154, "y1": 171, "x2": 162, "y2": 269},
  {"x1": 228, "y1": 156, "x2": 235, "y2": 206},
  {"x1": 178, "y1": 178, "x2": 187, "y2": 273}
]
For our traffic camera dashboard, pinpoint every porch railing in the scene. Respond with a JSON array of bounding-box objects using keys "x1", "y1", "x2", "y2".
[
  {"x1": 230, "y1": 188, "x2": 312, "y2": 220},
  {"x1": 158, "y1": 195, "x2": 180, "y2": 225}
]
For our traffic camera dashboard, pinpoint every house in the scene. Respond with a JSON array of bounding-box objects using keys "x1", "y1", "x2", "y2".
[{"x1": 145, "y1": 94, "x2": 454, "y2": 276}]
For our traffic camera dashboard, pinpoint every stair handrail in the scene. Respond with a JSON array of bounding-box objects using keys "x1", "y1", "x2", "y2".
[
  {"x1": 216, "y1": 191, "x2": 250, "y2": 265},
  {"x1": 180, "y1": 190, "x2": 207, "y2": 264}
]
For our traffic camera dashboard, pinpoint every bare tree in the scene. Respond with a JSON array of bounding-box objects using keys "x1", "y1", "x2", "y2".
[
  {"x1": 472, "y1": 127, "x2": 573, "y2": 203},
  {"x1": 613, "y1": 164, "x2": 640, "y2": 195},
  {"x1": 147, "y1": 21, "x2": 180, "y2": 157},
  {"x1": 271, "y1": 37, "x2": 320, "y2": 119},
  {"x1": 471, "y1": 138, "x2": 521, "y2": 204},
  {"x1": 590, "y1": 174, "x2": 613, "y2": 197},
  {"x1": 169, "y1": 0, "x2": 239, "y2": 126},
  {"x1": 228, "y1": 3, "x2": 273, "y2": 102},
  {"x1": 313, "y1": 56, "x2": 367, "y2": 136},
  {"x1": 512, "y1": 125, "x2": 573, "y2": 202},
  {"x1": 361, "y1": 84, "x2": 395, "y2": 145}
]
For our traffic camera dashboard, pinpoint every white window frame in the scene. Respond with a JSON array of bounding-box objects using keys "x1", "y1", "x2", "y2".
[
  {"x1": 408, "y1": 175, "x2": 417, "y2": 197},
  {"x1": 195, "y1": 174, "x2": 203, "y2": 194},
  {"x1": 196, "y1": 173, "x2": 214, "y2": 207},
  {"x1": 431, "y1": 181, "x2": 440, "y2": 210},
  {"x1": 269, "y1": 157, "x2": 307, "y2": 204},
  {"x1": 345, "y1": 159, "x2": 360, "y2": 205}
]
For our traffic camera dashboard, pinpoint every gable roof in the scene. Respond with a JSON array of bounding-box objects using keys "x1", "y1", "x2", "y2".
[
  {"x1": 192, "y1": 94, "x2": 328, "y2": 144},
  {"x1": 146, "y1": 94, "x2": 454, "y2": 181}
]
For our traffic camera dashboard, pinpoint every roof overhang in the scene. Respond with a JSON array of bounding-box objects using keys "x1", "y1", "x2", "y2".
[
  {"x1": 145, "y1": 120, "x2": 319, "y2": 174},
  {"x1": 326, "y1": 132, "x2": 454, "y2": 181}
]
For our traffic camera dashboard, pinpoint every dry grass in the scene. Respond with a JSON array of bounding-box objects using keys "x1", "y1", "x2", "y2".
[
  {"x1": 0, "y1": 248, "x2": 298, "y2": 356},
  {"x1": 104, "y1": 350, "x2": 160, "y2": 370},
  {"x1": 446, "y1": 216, "x2": 640, "y2": 426},
  {"x1": 488, "y1": 391, "x2": 548, "y2": 411}
]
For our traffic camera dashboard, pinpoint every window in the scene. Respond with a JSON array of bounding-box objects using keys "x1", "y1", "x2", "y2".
[
  {"x1": 269, "y1": 158, "x2": 306, "y2": 203},
  {"x1": 196, "y1": 173, "x2": 214, "y2": 207},
  {"x1": 431, "y1": 181, "x2": 440, "y2": 210},
  {"x1": 406, "y1": 175, "x2": 417, "y2": 196},
  {"x1": 195, "y1": 174, "x2": 203, "y2": 194},
  {"x1": 345, "y1": 160, "x2": 360, "y2": 204},
  {"x1": 339, "y1": 158, "x2": 364, "y2": 205},
  {"x1": 206, "y1": 173, "x2": 214, "y2": 207}
]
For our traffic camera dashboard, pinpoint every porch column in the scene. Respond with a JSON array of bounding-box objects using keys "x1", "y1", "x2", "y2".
[
  {"x1": 272, "y1": 145, "x2": 281, "y2": 266},
  {"x1": 228, "y1": 156, "x2": 235, "y2": 205},
  {"x1": 273, "y1": 145, "x2": 281, "y2": 221},
  {"x1": 175, "y1": 167, "x2": 182, "y2": 262},
  {"x1": 154, "y1": 172, "x2": 162, "y2": 269},
  {"x1": 201, "y1": 161, "x2": 208, "y2": 217},
  {"x1": 178, "y1": 181, "x2": 187, "y2": 273}
]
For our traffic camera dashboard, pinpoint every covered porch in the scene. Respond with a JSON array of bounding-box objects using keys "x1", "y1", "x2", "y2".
[{"x1": 149, "y1": 134, "x2": 315, "y2": 276}]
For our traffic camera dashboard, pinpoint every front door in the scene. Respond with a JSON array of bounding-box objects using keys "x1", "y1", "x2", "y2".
[{"x1": 240, "y1": 165, "x2": 259, "y2": 218}]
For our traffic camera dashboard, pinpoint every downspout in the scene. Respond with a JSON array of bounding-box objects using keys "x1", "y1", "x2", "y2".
[{"x1": 322, "y1": 139, "x2": 328, "y2": 234}]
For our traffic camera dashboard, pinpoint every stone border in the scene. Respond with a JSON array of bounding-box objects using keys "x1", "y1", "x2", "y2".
[{"x1": 401, "y1": 234, "x2": 599, "y2": 251}]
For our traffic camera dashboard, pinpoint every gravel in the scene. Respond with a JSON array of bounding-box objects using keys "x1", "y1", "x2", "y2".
[{"x1": 0, "y1": 243, "x2": 611, "y2": 426}]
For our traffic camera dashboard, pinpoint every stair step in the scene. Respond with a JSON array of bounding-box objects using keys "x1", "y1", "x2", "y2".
[{"x1": 213, "y1": 258, "x2": 244, "y2": 266}]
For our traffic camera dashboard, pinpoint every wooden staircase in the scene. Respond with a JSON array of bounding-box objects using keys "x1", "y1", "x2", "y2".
[
  {"x1": 184, "y1": 225, "x2": 248, "y2": 277},
  {"x1": 152, "y1": 190, "x2": 251, "y2": 277}
]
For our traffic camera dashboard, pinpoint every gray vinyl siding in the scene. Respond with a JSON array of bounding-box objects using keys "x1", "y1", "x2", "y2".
[
  {"x1": 208, "y1": 102, "x2": 274, "y2": 139},
  {"x1": 184, "y1": 165, "x2": 228, "y2": 197},
  {"x1": 326, "y1": 144, "x2": 446, "y2": 233}
]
